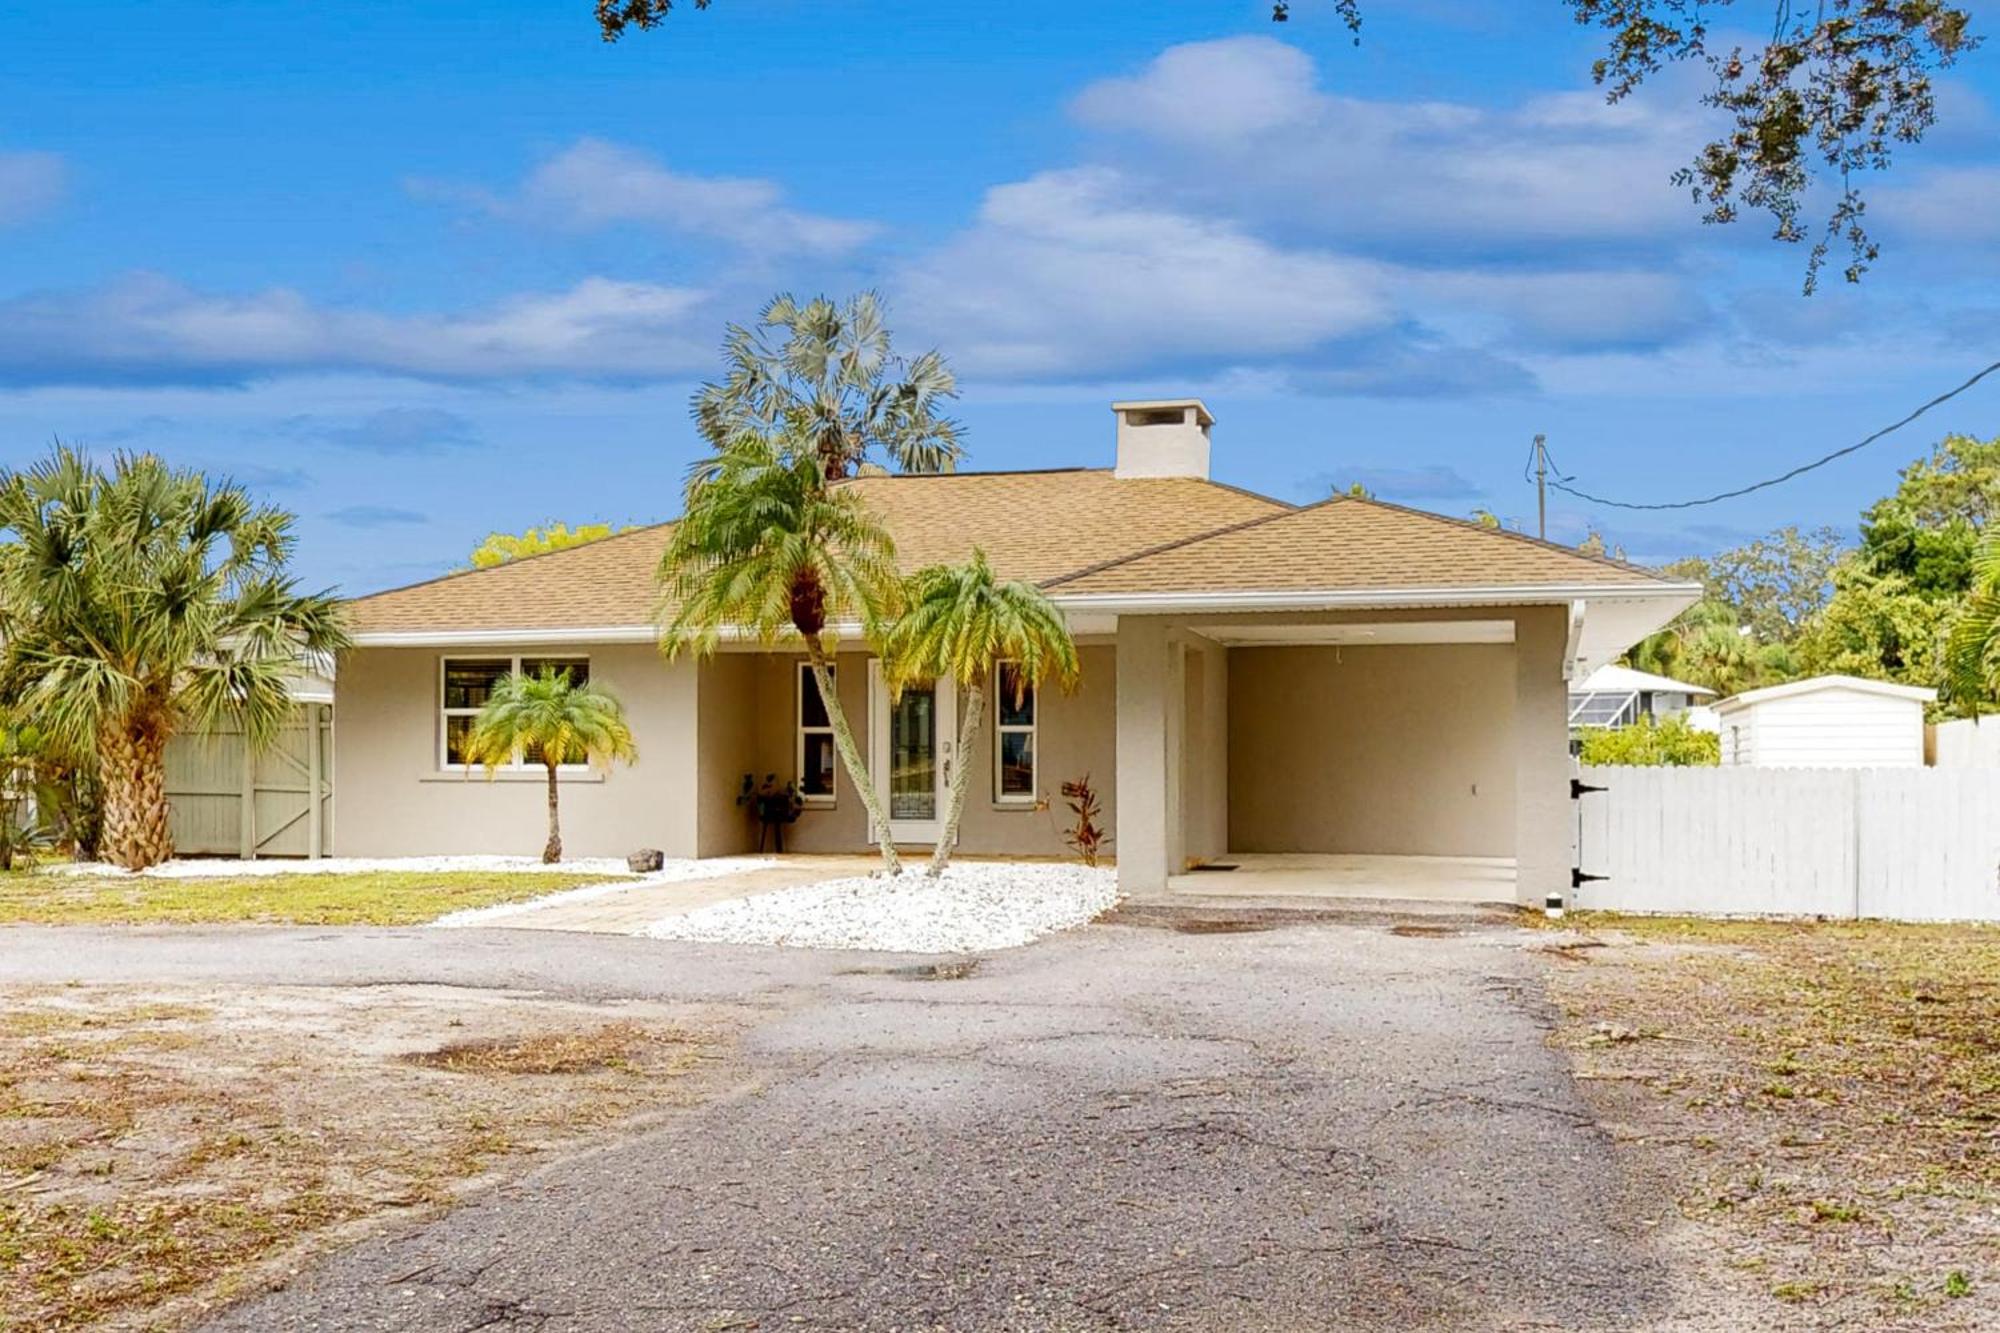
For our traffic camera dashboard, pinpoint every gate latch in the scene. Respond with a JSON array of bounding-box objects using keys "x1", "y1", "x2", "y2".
[{"x1": 1570, "y1": 778, "x2": 1607, "y2": 800}]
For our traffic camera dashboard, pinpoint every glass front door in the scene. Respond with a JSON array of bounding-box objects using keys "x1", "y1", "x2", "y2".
[
  {"x1": 888, "y1": 684, "x2": 938, "y2": 823},
  {"x1": 870, "y1": 663, "x2": 955, "y2": 842}
]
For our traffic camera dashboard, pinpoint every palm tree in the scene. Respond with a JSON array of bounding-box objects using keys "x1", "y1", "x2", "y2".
[
  {"x1": 460, "y1": 666, "x2": 637, "y2": 863},
  {"x1": 1944, "y1": 531, "x2": 2000, "y2": 713},
  {"x1": 692, "y1": 292, "x2": 962, "y2": 481},
  {"x1": 880, "y1": 550, "x2": 1079, "y2": 876},
  {"x1": 658, "y1": 435, "x2": 906, "y2": 872},
  {"x1": 0, "y1": 447, "x2": 349, "y2": 870}
]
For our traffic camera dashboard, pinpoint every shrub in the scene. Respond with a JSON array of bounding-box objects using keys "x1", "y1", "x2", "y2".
[{"x1": 1577, "y1": 714, "x2": 1721, "y2": 767}]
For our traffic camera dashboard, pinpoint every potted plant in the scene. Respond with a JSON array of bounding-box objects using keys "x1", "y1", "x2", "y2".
[{"x1": 737, "y1": 772, "x2": 806, "y2": 852}]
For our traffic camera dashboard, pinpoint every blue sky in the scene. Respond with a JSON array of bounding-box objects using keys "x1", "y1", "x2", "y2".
[{"x1": 3, "y1": 0, "x2": 1996, "y2": 593}]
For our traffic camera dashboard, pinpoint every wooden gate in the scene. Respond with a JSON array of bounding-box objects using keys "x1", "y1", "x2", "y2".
[{"x1": 164, "y1": 704, "x2": 333, "y2": 858}]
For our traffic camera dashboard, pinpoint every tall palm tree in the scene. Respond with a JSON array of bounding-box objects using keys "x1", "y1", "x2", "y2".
[
  {"x1": 1944, "y1": 531, "x2": 2000, "y2": 713},
  {"x1": 0, "y1": 447, "x2": 349, "y2": 870},
  {"x1": 658, "y1": 435, "x2": 906, "y2": 872},
  {"x1": 880, "y1": 550, "x2": 1079, "y2": 876},
  {"x1": 692, "y1": 292, "x2": 962, "y2": 481},
  {"x1": 460, "y1": 666, "x2": 637, "y2": 863}
]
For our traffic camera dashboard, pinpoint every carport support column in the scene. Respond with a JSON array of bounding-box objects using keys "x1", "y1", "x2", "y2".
[
  {"x1": 1513, "y1": 605, "x2": 1571, "y2": 907},
  {"x1": 1115, "y1": 616, "x2": 1174, "y2": 896}
]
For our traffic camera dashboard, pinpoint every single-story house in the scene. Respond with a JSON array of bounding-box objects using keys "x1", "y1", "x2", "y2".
[
  {"x1": 338, "y1": 399, "x2": 1699, "y2": 905},
  {"x1": 1567, "y1": 663, "x2": 1716, "y2": 733},
  {"x1": 1715, "y1": 674, "x2": 1936, "y2": 768}
]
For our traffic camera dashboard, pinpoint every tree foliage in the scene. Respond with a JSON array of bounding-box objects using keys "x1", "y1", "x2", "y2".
[
  {"x1": 592, "y1": 2, "x2": 1978, "y2": 288},
  {"x1": 879, "y1": 549, "x2": 1080, "y2": 876},
  {"x1": 1942, "y1": 531, "x2": 2000, "y2": 713},
  {"x1": 467, "y1": 521, "x2": 635, "y2": 570},
  {"x1": 461, "y1": 666, "x2": 637, "y2": 863},
  {"x1": 691, "y1": 292, "x2": 962, "y2": 482},
  {"x1": 1855, "y1": 433, "x2": 2000, "y2": 595},
  {"x1": 0, "y1": 447, "x2": 349, "y2": 870},
  {"x1": 1577, "y1": 713, "x2": 1720, "y2": 766},
  {"x1": 656, "y1": 433, "x2": 906, "y2": 872}
]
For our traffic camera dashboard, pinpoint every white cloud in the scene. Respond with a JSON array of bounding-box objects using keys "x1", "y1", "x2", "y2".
[
  {"x1": 1408, "y1": 268, "x2": 1711, "y2": 351},
  {"x1": 895, "y1": 167, "x2": 1392, "y2": 378},
  {"x1": 418, "y1": 138, "x2": 878, "y2": 256},
  {"x1": 0, "y1": 273, "x2": 717, "y2": 385},
  {"x1": 0, "y1": 150, "x2": 66, "y2": 225},
  {"x1": 1070, "y1": 36, "x2": 1710, "y2": 256}
]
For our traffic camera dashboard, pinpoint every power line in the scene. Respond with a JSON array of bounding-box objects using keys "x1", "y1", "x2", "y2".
[{"x1": 1543, "y1": 359, "x2": 2000, "y2": 512}]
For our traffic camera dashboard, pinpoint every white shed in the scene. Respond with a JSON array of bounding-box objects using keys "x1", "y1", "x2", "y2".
[{"x1": 1714, "y1": 675, "x2": 1935, "y2": 768}]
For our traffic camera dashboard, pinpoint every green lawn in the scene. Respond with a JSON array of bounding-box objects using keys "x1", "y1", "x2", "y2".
[{"x1": 0, "y1": 869, "x2": 624, "y2": 926}]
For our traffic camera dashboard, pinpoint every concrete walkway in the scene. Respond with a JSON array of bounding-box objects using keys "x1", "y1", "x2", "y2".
[
  {"x1": 1163, "y1": 851, "x2": 1518, "y2": 905},
  {"x1": 473, "y1": 855, "x2": 881, "y2": 934}
]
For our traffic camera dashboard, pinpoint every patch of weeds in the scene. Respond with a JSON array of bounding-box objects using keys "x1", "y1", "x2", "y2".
[
  {"x1": 1944, "y1": 1270, "x2": 1973, "y2": 1299},
  {"x1": 1772, "y1": 1280, "x2": 1821, "y2": 1304},
  {"x1": 1807, "y1": 1199, "x2": 1865, "y2": 1224},
  {"x1": 402, "y1": 1022, "x2": 669, "y2": 1076}
]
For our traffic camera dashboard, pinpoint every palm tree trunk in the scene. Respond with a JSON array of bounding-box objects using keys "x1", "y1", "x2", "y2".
[
  {"x1": 542, "y1": 761, "x2": 562, "y2": 863},
  {"x1": 928, "y1": 682, "x2": 982, "y2": 877},
  {"x1": 803, "y1": 640, "x2": 900, "y2": 875},
  {"x1": 99, "y1": 717, "x2": 173, "y2": 871}
]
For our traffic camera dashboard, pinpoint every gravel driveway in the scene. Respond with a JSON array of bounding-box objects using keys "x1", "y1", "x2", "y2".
[{"x1": 2, "y1": 912, "x2": 1714, "y2": 1331}]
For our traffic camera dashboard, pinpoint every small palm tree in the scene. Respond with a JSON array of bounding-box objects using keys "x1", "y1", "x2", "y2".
[
  {"x1": 1944, "y1": 531, "x2": 2000, "y2": 712},
  {"x1": 460, "y1": 667, "x2": 637, "y2": 864},
  {"x1": 880, "y1": 550, "x2": 1079, "y2": 876},
  {"x1": 0, "y1": 447, "x2": 349, "y2": 870},
  {"x1": 659, "y1": 435, "x2": 906, "y2": 873},
  {"x1": 692, "y1": 292, "x2": 962, "y2": 481}
]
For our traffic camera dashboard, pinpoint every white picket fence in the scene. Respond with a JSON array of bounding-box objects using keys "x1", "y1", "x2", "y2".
[{"x1": 1573, "y1": 765, "x2": 2000, "y2": 923}]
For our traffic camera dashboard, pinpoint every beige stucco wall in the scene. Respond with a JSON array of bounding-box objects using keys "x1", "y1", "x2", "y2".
[
  {"x1": 332, "y1": 645, "x2": 698, "y2": 860},
  {"x1": 1225, "y1": 644, "x2": 1516, "y2": 857},
  {"x1": 732, "y1": 645, "x2": 1119, "y2": 856}
]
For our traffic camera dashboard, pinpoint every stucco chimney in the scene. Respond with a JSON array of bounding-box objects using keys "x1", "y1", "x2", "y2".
[{"x1": 1112, "y1": 399, "x2": 1213, "y2": 480}]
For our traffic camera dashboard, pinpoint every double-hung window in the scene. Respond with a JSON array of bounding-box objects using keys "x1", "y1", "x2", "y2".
[
  {"x1": 994, "y1": 661, "x2": 1037, "y2": 804},
  {"x1": 440, "y1": 656, "x2": 589, "y2": 769},
  {"x1": 797, "y1": 663, "x2": 837, "y2": 804}
]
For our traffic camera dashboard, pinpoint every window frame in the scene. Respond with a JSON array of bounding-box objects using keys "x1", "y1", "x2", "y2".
[
  {"x1": 992, "y1": 660, "x2": 1038, "y2": 806},
  {"x1": 438, "y1": 654, "x2": 593, "y2": 772},
  {"x1": 796, "y1": 661, "x2": 837, "y2": 807}
]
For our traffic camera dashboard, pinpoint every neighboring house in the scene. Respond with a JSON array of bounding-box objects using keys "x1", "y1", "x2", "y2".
[
  {"x1": 337, "y1": 399, "x2": 1698, "y2": 905},
  {"x1": 1714, "y1": 674, "x2": 1935, "y2": 768},
  {"x1": 1567, "y1": 664, "x2": 1717, "y2": 733}
]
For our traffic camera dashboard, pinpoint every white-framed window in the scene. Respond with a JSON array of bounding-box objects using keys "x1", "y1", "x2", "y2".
[
  {"x1": 440, "y1": 655, "x2": 590, "y2": 770},
  {"x1": 994, "y1": 661, "x2": 1036, "y2": 804},
  {"x1": 797, "y1": 662, "x2": 837, "y2": 805}
]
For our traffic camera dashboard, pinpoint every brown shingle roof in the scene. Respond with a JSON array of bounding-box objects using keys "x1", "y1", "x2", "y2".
[
  {"x1": 348, "y1": 468, "x2": 1288, "y2": 635},
  {"x1": 1043, "y1": 496, "x2": 1673, "y2": 596}
]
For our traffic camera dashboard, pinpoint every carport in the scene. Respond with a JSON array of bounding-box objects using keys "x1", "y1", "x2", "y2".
[
  {"x1": 1161, "y1": 617, "x2": 1522, "y2": 905},
  {"x1": 1044, "y1": 494, "x2": 1704, "y2": 910}
]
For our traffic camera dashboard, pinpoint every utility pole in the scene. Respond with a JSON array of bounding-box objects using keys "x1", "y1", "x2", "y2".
[{"x1": 1532, "y1": 433, "x2": 1548, "y2": 541}]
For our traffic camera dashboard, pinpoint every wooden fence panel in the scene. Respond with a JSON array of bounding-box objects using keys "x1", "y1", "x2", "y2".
[
  {"x1": 1573, "y1": 765, "x2": 2000, "y2": 921},
  {"x1": 162, "y1": 704, "x2": 332, "y2": 858}
]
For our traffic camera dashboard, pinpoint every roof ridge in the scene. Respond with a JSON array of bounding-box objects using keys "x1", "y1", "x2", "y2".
[
  {"x1": 834, "y1": 466, "x2": 1106, "y2": 483},
  {"x1": 1041, "y1": 501, "x2": 1314, "y2": 590},
  {"x1": 347, "y1": 519, "x2": 674, "y2": 606},
  {"x1": 1329, "y1": 493, "x2": 1673, "y2": 582}
]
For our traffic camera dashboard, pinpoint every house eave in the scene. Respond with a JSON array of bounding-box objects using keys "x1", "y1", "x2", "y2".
[{"x1": 1046, "y1": 582, "x2": 1703, "y2": 615}]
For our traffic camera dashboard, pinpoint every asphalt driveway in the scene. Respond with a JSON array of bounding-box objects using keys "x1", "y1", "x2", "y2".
[{"x1": 2, "y1": 912, "x2": 1707, "y2": 1331}]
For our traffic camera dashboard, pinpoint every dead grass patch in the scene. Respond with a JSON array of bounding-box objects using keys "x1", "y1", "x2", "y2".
[
  {"x1": 0, "y1": 983, "x2": 736, "y2": 1332},
  {"x1": 403, "y1": 1022, "x2": 697, "y2": 1075},
  {"x1": 1539, "y1": 914, "x2": 2000, "y2": 1330}
]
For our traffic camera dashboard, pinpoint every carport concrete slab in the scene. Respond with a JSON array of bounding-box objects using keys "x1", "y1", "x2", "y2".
[{"x1": 1163, "y1": 852, "x2": 1517, "y2": 905}]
